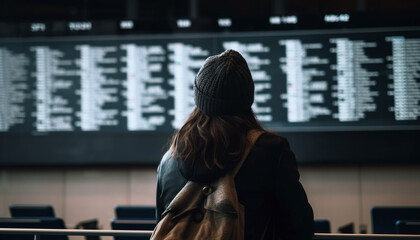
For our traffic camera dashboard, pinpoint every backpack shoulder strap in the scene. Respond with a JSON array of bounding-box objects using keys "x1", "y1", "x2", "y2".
[
  {"x1": 232, "y1": 129, "x2": 264, "y2": 177},
  {"x1": 160, "y1": 129, "x2": 263, "y2": 220}
]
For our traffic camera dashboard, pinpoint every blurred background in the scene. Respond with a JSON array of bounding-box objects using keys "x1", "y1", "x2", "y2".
[{"x1": 0, "y1": 0, "x2": 420, "y2": 239}]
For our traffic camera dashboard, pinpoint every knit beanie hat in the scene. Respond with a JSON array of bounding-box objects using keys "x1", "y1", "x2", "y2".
[{"x1": 194, "y1": 49, "x2": 254, "y2": 115}]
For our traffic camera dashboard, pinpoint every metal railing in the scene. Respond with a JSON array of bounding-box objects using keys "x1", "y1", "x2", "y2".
[
  {"x1": 314, "y1": 233, "x2": 420, "y2": 240},
  {"x1": 0, "y1": 228, "x2": 152, "y2": 240},
  {"x1": 1, "y1": 228, "x2": 420, "y2": 240}
]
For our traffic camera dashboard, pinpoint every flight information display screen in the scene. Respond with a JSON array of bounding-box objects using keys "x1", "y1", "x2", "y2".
[{"x1": 1, "y1": 13, "x2": 420, "y2": 166}]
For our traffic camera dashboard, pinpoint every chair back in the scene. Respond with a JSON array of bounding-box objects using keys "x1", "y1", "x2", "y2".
[
  {"x1": 371, "y1": 206, "x2": 420, "y2": 233},
  {"x1": 115, "y1": 205, "x2": 156, "y2": 220},
  {"x1": 0, "y1": 217, "x2": 68, "y2": 240},
  {"x1": 9, "y1": 205, "x2": 55, "y2": 218},
  {"x1": 315, "y1": 219, "x2": 331, "y2": 233}
]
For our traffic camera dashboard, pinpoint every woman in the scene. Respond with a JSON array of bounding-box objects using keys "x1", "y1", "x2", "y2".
[{"x1": 156, "y1": 49, "x2": 314, "y2": 239}]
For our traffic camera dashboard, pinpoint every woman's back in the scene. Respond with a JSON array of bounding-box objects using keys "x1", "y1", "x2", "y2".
[{"x1": 156, "y1": 131, "x2": 314, "y2": 240}]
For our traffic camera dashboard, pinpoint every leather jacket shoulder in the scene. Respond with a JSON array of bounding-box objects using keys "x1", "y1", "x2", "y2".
[{"x1": 156, "y1": 151, "x2": 188, "y2": 220}]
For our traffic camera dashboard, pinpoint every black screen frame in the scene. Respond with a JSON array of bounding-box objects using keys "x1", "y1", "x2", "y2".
[{"x1": 1, "y1": 12, "x2": 420, "y2": 167}]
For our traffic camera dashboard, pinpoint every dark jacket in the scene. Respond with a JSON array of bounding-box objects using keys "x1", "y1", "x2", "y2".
[{"x1": 156, "y1": 132, "x2": 314, "y2": 240}]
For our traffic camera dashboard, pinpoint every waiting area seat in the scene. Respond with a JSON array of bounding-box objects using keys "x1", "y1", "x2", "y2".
[
  {"x1": 0, "y1": 217, "x2": 68, "y2": 240},
  {"x1": 1, "y1": 204, "x2": 66, "y2": 240},
  {"x1": 111, "y1": 205, "x2": 157, "y2": 240},
  {"x1": 371, "y1": 206, "x2": 420, "y2": 234},
  {"x1": 9, "y1": 204, "x2": 55, "y2": 218},
  {"x1": 111, "y1": 219, "x2": 156, "y2": 240},
  {"x1": 396, "y1": 220, "x2": 420, "y2": 234},
  {"x1": 114, "y1": 205, "x2": 156, "y2": 220},
  {"x1": 6, "y1": 204, "x2": 100, "y2": 240},
  {"x1": 314, "y1": 219, "x2": 331, "y2": 233}
]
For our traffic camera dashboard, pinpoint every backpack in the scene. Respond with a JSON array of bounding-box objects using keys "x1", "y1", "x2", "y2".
[{"x1": 151, "y1": 130, "x2": 263, "y2": 240}]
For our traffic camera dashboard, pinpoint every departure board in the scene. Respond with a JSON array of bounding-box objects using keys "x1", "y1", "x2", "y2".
[
  {"x1": 1, "y1": 14, "x2": 420, "y2": 166},
  {"x1": 2, "y1": 29, "x2": 420, "y2": 133}
]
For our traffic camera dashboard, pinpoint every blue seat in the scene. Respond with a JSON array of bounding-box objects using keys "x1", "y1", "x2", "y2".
[
  {"x1": 396, "y1": 220, "x2": 420, "y2": 234},
  {"x1": 0, "y1": 217, "x2": 68, "y2": 240},
  {"x1": 9, "y1": 204, "x2": 55, "y2": 218},
  {"x1": 8, "y1": 205, "x2": 99, "y2": 240},
  {"x1": 314, "y1": 219, "x2": 331, "y2": 233},
  {"x1": 112, "y1": 206, "x2": 156, "y2": 240},
  {"x1": 371, "y1": 206, "x2": 420, "y2": 234},
  {"x1": 114, "y1": 205, "x2": 156, "y2": 220},
  {"x1": 111, "y1": 219, "x2": 156, "y2": 240}
]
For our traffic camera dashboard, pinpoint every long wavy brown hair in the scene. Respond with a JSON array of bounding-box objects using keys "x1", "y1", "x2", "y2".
[{"x1": 171, "y1": 108, "x2": 265, "y2": 170}]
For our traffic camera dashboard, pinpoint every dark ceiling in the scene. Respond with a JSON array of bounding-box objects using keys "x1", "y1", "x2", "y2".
[{"x1": 0, "y1": 0, "x2": 420, "y2": 21}]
